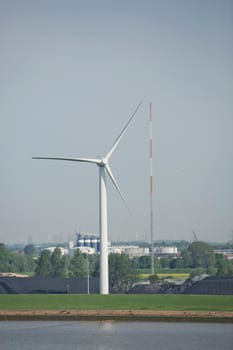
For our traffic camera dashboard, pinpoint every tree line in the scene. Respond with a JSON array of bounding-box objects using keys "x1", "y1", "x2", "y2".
[
  {"x1": 35, "y1": 248, "x2": 136, "y2": 292},
  {"x1": 0, "y1": 244, "x2": 136, "y2": 292},
  {"x1": 0, "y1": 241, "x2": 233, "y2": 292},
  {"x1": 162, "y1": 241, "x2": 233, "y2": 276},
  {"x1": 132, "y1": 241, "x2": 233, "y2": 276},
  {"x1": 0, "y1": 243, "x2": 36, "y2": 274}
]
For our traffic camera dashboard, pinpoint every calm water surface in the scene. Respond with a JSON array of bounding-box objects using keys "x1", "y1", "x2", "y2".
[{"x1": 0, "y1": 321, "x2": 232, "y2": 350}]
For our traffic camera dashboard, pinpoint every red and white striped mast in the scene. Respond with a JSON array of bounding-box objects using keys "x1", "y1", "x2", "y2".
[{"x1": 149, "y1": 102, "x2": 154, "y2": 274}]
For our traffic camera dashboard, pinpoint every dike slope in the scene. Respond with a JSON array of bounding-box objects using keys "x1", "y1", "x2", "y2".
[{"x1": 0, "y1": 309, "x2": 233, "y2": 322}]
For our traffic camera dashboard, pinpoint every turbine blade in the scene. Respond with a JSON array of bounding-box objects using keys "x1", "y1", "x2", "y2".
[
  {"x1": 105, "y1": 164, "x2": 130, "y2": 211},
  {"x1": 32, "y1": 156, "x2": 101, "y2": 165},
  {"x1": 105, "y1": 100, "x2": 142, "y2": 160}
]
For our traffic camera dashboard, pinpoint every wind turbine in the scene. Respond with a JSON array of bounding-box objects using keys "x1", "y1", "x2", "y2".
[{"x1": 32, "y1": 101, "x2": 142, "y2": 294}]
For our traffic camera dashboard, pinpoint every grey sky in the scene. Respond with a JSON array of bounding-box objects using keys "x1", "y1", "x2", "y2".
[{"x1": 0, "y1": 0, "x2": 232, "y2": 244}]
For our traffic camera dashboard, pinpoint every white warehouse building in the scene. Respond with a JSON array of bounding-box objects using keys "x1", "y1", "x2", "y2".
[{"x1": 154, "y1": 246, "x2": 178, "y2": 256}]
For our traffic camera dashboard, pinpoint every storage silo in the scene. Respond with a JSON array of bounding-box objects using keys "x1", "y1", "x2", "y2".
[
  {"x1": 160, "y1": 247, "x2": 178, "y2": 255},
  {"x1": 91, "y1": 237, "x2": 98, "y2": 251},
  {"x1": 76, "y1": 233, "x2": 85, "y2": 247},
  {"x1": 84, "y1": 237, "x2": 91, "y2": 247},
  {"x1": 97, "y1": 238, "x2": 100, "y2": 253}
]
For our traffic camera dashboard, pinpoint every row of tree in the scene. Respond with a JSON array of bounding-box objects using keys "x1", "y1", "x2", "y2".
[
  {"x1": 35, "y1": 248, "x2": 136, "y2": 292},
  {"x1": 0, "y1": 243, "x2": 36, "y2": 273},
  {"x1": 1, "y1": 242, "x2": 233, "y2": 292},
  {"x1": 162, "y1": 241, "x2": 233, "y2": 276},
  {"x1": 34, "y1": 241, "x2": 233, "y2": 289},
  {"x1": 132, "y1": 242, "x2": 233, "y2": 276},
  {"x1": 0, "y1": 244, "x2": 136, "y2": 292}
]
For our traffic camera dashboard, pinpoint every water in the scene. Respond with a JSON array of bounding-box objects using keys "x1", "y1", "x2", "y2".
[{"x1": 0, "y1": 321, "x2": 232, "y2": 350}]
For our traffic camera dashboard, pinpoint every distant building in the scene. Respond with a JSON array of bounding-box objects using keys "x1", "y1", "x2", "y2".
[
  {"x1": 74, "y1": 233, "x2": 150, "y2": 257},
  {"x1": 108, "y1": 246, "x2": 125, "y2": 254},
  {"x1": 214, "y1": 249, "x2": 233, "y2": 260},
  {"x1": 45, "y1": 247, "x2": 69, "y2": 256},
  {"x1": 75, "y1": 233, "x2": 101, "y2": 253},
  {"x1": 74, "y1": 246, "x2": 96, "y2": 255},
  {"x1": 109, "y1": 245, "x2": 149, "y2": 258},
  {"x1": 0, "y1": 273, "x2": 29, "y2": 278},
  {"x1": 124, "y1": 247, "x2": 149, "y2": 258},
  {"x1": 154, "y1": 246, "x2": 178, "y2": 257}
]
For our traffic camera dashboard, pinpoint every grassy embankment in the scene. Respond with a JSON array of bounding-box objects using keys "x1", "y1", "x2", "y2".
[{"x1": 0, "y1": 294, "x2": 232, "y2": 312}]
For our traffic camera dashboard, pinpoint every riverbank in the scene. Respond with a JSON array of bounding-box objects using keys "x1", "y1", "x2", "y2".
[{"x1": 1, "y1": 309, "x2": 233, "y2": 322}]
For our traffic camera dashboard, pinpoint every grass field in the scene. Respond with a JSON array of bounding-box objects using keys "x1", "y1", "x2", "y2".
[{"x1": 0, "y1": 294, "x2": 232, "y2": 312}]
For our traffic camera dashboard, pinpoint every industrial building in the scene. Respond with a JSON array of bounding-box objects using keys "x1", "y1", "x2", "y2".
[
  {"x1": 71, "y1": 233, "x2": 150, "y2": 258},
  {"x1": 75, "y1": 233, "x2": 101, "y2": 253},
  {"x1": 0, "y1": 277, "x2": 100, "y2": 294},
  {"x1": 153, "y1": 246, "x2": 178, "y2": 257}
]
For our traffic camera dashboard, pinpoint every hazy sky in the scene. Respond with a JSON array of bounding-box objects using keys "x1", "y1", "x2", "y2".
[{"x1": 1, "y1": 0, "x2": 232, "y2": 244}]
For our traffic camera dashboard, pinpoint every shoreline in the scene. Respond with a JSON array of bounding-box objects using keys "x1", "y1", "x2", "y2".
[{"x1": 0, "y1": 310, "x2": 233, "y2": 323}]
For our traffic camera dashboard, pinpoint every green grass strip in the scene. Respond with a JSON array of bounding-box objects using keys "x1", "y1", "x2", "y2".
[{"x1": 0, "y1": 294, "x2": 232, "y2": 312}]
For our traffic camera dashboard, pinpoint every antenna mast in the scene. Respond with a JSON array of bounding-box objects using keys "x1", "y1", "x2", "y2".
[
  {"x1": 192, "y1": 230, "x2": 198, "y2": 242},
  {"x1": 149, "y1": 102, "x2": 154, "y2": 274}
]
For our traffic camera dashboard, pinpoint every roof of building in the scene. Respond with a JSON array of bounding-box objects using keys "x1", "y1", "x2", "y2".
[{"x1": 0, "y1": 276, "x2": 100, "y2": 294}]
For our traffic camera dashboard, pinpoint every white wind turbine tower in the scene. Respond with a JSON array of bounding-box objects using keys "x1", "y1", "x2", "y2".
[{"x1": 32, "y1": 101, "x2": 142, "y2": 294}]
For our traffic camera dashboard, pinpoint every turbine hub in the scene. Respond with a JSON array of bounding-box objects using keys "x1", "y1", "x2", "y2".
[{"x1": 101, "y1": 158, "x2": 108, "y2": 166}]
